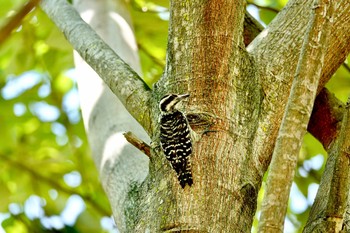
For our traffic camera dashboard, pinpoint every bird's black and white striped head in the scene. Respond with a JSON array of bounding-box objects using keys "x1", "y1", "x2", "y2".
[{"x1": 159, "y1": 93, "x2": 190, "y2": 113}]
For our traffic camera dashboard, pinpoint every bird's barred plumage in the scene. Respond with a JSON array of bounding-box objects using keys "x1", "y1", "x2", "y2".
[{"x1": 159, "y1": 94, "x2": 193, "y2": 188}]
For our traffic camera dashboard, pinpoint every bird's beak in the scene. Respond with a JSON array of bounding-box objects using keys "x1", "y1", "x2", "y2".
[{"x1": 178, "y1": 93, "x2": 190, "y2": 99}]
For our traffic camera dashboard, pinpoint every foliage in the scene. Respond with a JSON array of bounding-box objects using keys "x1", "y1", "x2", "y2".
[
  {"x1": 0, "y1": 3, "x2": 111, "y2": 233},
  {"x1": 0, "y1": 0, "x2": 349, "y2": 232},
  {"x1": 129, "y1": 0, "x2": 169, "y2": 86}
]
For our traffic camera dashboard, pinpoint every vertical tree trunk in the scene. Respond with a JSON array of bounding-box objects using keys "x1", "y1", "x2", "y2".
[{"x1": 129, "y1": 1, "x2": 263, "y2": 232}]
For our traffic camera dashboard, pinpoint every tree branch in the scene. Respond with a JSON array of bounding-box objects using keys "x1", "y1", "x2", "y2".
[
  {"x1": 307, "y1": 88, "x2": 344, "y2": 150},
  {"x1": 249, "y1": 0, "x2": 350, "y2": 171},
  {"x1": 123, "y1": 131, "x2": 151, "y2": 157},
  {"x1": 137, "y1": 42, "x2": 165, "y2": 67},
  {"x1": 40, "y1": 0, "x2": 154, "y2": 133},
  {"x1": 247, "y1": 1, "x2": 280, "y2": 14},
  {"x1": 258, "y1": 0, "x2": 333, "y2": 231},
  {"x1": 243, "y1": 10, "x2": 264, "y2": 46},
  {"x1": 242, "y1": 8, "x2": 346, "y2": 152},
  {"x1": 0, "y1": 0, "x2": 41, "y2": 44},
  {"x1": 343, "y1": 62, "x2": 350, "y2": 73},
  {"x1": 242, "y1": 5, "x2": 348, "y2": 150},
  {"x1": 324, "y1": 99, "x2": 350, "y2": 231},
  {"x1": 304, "y1": 98, "x2": 350, "y2": 232}
]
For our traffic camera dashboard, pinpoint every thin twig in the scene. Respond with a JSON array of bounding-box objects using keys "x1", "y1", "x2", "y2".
[
  {"x1": 247, "y1": 1, "x2": 280, "y2": 14},
  {"x1": 138, "y1": 42, "x2": 165, "y2": 68},
  {"x1": 0, "y1": 154, "x2": 111, "y2": 216},
  {"x1": 342, "y1": 62, "x2": 350, "y2": 73},
  {"x1": 0, "y1": 0, "x2": 41, "y2": 44},
  {"x1": 130, "y1": 0, "x2": 169, "y2": 14},
  {"x1": 123, "y1": 131, "x2": 151, "y2": 157}
]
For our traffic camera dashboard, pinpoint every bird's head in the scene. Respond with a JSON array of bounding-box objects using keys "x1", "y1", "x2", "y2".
[{"x1": 159, "y1": 93, "x2": 190, "y2": 113}]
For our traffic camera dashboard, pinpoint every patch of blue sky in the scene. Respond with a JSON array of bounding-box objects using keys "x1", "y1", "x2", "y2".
[
  {"x1": 290, "y1": 183, "x2": 308, "y2": 214},
  {"x1": 29, "y1": 101, "x2": 60, "y2": 122},
  {"x1": 51, "y1": 122, "x2": 69, "y2": 145},
  {"x1": 101, "y1": 216, "x2": 119, "y2": 233},
  {"x1": 158, "y1": 9, "x2": 169, "y2": 21},
  {"x1": 65, "y1": 68, "x2": 77, "y2": 81},
  {"x1": 38, "y1": 81, "x2": 51, "y2": 98},
  {"x1": 307, "y1": 183, "x2": 319, "y2": 205},
  {"x1": 63, "y1": 171, "x2": 82, "y2": 188},
  {"x1": 48, "y1": 189, "x2": 58, "y2": 200},
  {"x1": 8, "y1": 203, "x2": 22, "y2": 215},
  {"x1": 24, "y1": 195, "x2": 46, "y2": 220},
  {"x1": 13, "y1": 102, "x2": 26, "y2": 116},
  {"x1": 51, "y1": 122, "x2": 67, "y2": 136},
  {"x1": 60, "y1": 195, "x2": 85, "y2": 226},
  {"x1": 284, "y1": 217, "x2": 297, "y2": 233},
  {"x1": 1, "y1": 71, "x2": 42, "y2": 100},
  {"x1": 307, "y1": 154, "x2": 324, "y2": 170},
  {"x1": 299, "y1": 154, "x2": 324, "y2": 178},
  {"x1": 247, "y1": 4, "x2": 267, "y2": 27},
  {"x1": 41, "y1": 215, "x2": 65, "y2": 230},
  {"x1": 0, "y1": 213, "x2": 10, "y2": 233},
  {"x1": 62, "y1": 69, "x2": 82, "y2": 124},
  {"x1": 62, "y1": 88, "x2": 81, "y2": 124}
]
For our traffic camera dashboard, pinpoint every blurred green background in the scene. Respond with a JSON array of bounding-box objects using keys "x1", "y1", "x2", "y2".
[{"x1": 0, "y1": 0, "x2": 349, "y2": 232}]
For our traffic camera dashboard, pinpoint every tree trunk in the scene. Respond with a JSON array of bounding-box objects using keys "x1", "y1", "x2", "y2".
[{"x1": 40, "y1": 0, "x2": 350, "y2": 232}]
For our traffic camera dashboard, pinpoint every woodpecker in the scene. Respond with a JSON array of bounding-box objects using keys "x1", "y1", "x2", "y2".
[{"x1": 158, "y1": 93, "x2": 193, "y2": 188}]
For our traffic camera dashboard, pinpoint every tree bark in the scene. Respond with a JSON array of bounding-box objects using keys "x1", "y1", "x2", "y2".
[
  {"x1": 258, "y1": 0, "x2": 333, "y2": 231},
  {"x1": 40, "y1": 0, "x2": 350, "y2": 232},
  {"x1": 308, "y1": 89, "x2": 344, "y2": 150},
  {"x1": 248, "y1": 0, "x2": 350, "y2": 172},
  {"x1": 304, "y1": 99, "x2": 350, "y2": 232}
]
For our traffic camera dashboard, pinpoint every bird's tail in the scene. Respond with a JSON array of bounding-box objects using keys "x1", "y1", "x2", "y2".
[{"x1": 177, "y1": 161, "x2": 193, "y2": 188}]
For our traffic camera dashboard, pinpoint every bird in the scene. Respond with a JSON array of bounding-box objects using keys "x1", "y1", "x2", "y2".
[{"x1": 158, "y1": 93, "x2": 193, "y2": 188}]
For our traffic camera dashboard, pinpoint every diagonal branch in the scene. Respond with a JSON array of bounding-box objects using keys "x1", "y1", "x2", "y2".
[
  {"x1": 304, "y1": 98, "x2": 350, "y2": 232},
  {"x1": 242, "y1": 10, "x2": 346, "y2": 150},
  {"x1": 321, "y1": 99, "x2": 350, "y2": 230},
  {"x1": 0, "y1": 0, "x2": 41, "y2": 44},
  {"x1": 258, "y1": 0, "x2": 333, "y2": 231},
  {"x1": 249, "y1": 0, "x2": 350, "y2": 172},
  {"x1": 40, "y1": 0, "x2": 154, "y2": 133},
  {"x1": 123, "y1": 131, "x2": 151, "y2": 157},
  {"x1": 247, "y1": 1, "x2": 280, "y2": 14}
]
